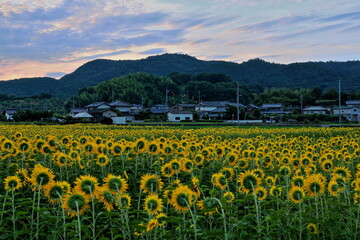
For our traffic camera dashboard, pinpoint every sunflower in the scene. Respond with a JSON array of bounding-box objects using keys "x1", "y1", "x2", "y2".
[
  {"x1": 146, "y1": 219, "x2": 159, "y2": 232},
  {"x1": 353, "y1": 178, "x2": 360, "y2": 191},
  {"x1": 269, "y1": 186, "x2": 282, "y2": 197},
  {"x1": 212, "y1": 173, "x2": 228, "y2": 190},
  {"x1": 29, "y1": 164, "x2": 55, "y2": 189},
  {"x1": 134, "y1": 138, "x2": 147, "y2": 153},
  {"x1": 223, "y1": 191, "x2": 235, "y2": 203},
  {"x1": 288, "y1": 186, "x2": 305, "y2": 204},
  {"x1": 144, "y1": 194, "x2": 163, "y2": 215},
  {"x1": 62, "y1": 190, "x2": 90, "y2": 217},
  {"x1": 194, "y1": 154, "x2": 204, "y2": 165},
  {"x1": 265, "y1": 176, "x2": 277, "y2": 186},
  {"x1": 4, "y1": 176, "x2": 22, "y2": 191},
  {"x1": 156, "y1": 213, "x2": 167, "y2": 226},
  {"x1": 237, "y1": 159, "x2": 248, "y2": 169},
  {"x1": 227, "y1": 152, "x2": 238, "y2": 166},
  {"x1": 331, "y1": 174, "x2": 346, "y2": 189},
  {"x1": 74, "y1": 175, "x2": 99, "y2": 198},
  {"x1": 169, "y1": 159, "x2": 181, "y2": 173},
  {"x1": 327, "y1": 181, "x2": 341, "y2": 196},
  {"x1": 307, "y1": 223, "x2": 318, "y2": 235},
  {"x1": 321, "y1": 160, "x2": 333, "y2": 172},
  {"x1": 2, "y1": 139, "x2": 14, "y2": 150},
  {"x1": 116, "y1": 193, "x2": 132, "y2": 209},
  {"x1": 44, "y1": 181, "x2": 68, "y2": 204},
  {"x1": 15, "y1": 168, "x2": 29, "y2": 185},
  {"x1": 171, "y1": 185, "x2": 196, "y2": 212},
  {"x1": 161, "y1": 163, "x2": 174, "y2": 178},
  {"x1": 140, "y1": 174, "x2": 164, "y2": 194},
  {"x1": 221, "y1": 167, "x2": 235, "y2": 180},
  {"x1": 97, "y1": 186, "x2": 116, "y2": 211},
  {"x1": 103, "y1": 174, "x2": 128, "y2": 194},
  {"x1": 147, "y1": 141, "x2": 160, "y2": 155},
  {"x1": 291, "y1": 176, "x2": 305, "y2": 188},
  {"x1": 238, "y1": 170, "x2": 261, "y2": 194},
  {"x1": 112, "y1": 143, "x2": 123, "y2": 155},
  {"x1": 333, "y1": 166, "x2": 351, "y2": 181},
  {"x1": 254, "y1": 186, "x2": 267, "y2": 200},
  {"x1": 181, "y1": 159, "x2": 193, "y2": 172},
  {"x1": 53, "y1": 152, "x2": 69, "y2": 167},
  {"x1": 279, "y1": 165, "x2": 291, "y2": 176},
  {"x1": 197, "y1": 197, "x2": 218, "y2": 215},
  {"x1": 303, "y1": 174, "x2": 325, "y2": 197},
  {"x1": 95, "y1": 154, "x2": 110, "y2": 167}
]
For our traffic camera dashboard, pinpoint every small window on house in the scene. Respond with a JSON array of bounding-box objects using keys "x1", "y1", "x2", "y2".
[
  {"x1": 175, "y1": 117, "x2": 180, "y2": 120},
  {"x1": 185, "y1": 117, "x2": 190, "y2": 120}
]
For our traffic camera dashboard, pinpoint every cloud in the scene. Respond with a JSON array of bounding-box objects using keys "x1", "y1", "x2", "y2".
[
  {"x1": 257, "y1": 54, "x2": 283, "y2": 59},
  {"x1": 45, "y1": 72, "x2": 66, "y2": 78},
  {"x1": 139, "y1": 48, "x2": 167, "y2": 55},
  {"x1": 320, "y1": 11, "x2": 360, "y2": 22},
  {"x1": 209, "y1": 55, "x2": 233, "y2": 59},
  {"x1": 266, "y1": 23, "x2": 349, "y2": 41},
  {"x1": 233, "y1": 14, "x2": 315, "y2": 32}
]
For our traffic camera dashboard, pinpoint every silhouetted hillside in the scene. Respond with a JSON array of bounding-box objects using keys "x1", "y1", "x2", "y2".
[{"x1": 1, "y1": 54, "x2": 360, "y2": 98}]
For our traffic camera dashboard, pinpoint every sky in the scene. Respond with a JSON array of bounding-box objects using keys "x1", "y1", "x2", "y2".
[{"x1": 0, "y1": 0, "x2": 360, "y2": 80}]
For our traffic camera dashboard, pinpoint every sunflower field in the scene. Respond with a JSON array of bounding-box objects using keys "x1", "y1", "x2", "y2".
[{"x1": 1, "y1": 124, "x2": 360, "y2": 239}]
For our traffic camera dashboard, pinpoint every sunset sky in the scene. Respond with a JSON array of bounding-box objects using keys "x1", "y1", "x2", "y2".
[{"x1": 1, "y1": 0, "x2": 359, "y2": 80}]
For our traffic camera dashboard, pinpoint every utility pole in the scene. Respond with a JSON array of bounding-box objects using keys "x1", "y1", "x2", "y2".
[
  {"x1": 111, "y1": 90, "x2": 114, "y2": 102},
  {"x1": 237, "y1": 82, "x2": 240, "y2": 124},
  {"x1": 198, "y1": 90, "x2": 201, "y2": 103},
  {"x1": 165, "y1": 88, "x2": 169, "y2": 106},
  {"x1": 72, "y1": 96, "x2": 75, "y2": 109},
  {"x1": 300, "y1": 90, "x2": 303, "y2": 114},
  {"x1": 339, "y1": 79, "x2": 342, "y2": 126}
]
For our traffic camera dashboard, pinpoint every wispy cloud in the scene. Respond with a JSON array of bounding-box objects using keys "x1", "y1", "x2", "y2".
[{"x1": 139, "y1": 48, "x2": 166, "y2": 55}]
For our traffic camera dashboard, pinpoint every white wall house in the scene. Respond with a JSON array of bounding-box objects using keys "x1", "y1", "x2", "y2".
[
  {"x1": 167, "y1": 111, "x2": 193, "y2": 122},
  {"x1": 303, "y1": 106, "x2": 329, "y2": 115},
  {"x1": 332, "y1": 107, "x2": 360, "y2": 122}
]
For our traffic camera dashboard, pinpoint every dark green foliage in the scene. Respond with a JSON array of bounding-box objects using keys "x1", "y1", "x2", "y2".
[
  {"x1": 12, "y1": 110, "x2": 53, "y2": 122},
  {"x1": 1, "y1": 54, "x2": 360, "y2": 98}
]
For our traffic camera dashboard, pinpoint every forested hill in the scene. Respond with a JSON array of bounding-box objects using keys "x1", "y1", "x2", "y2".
[{"x1": 1, "y1": 53, "x2": 360, "y2": 98}]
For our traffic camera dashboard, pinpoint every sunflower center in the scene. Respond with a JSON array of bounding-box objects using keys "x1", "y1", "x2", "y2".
[
  {"x1": 176, "y1": 193, "x2": 189, "y2": 208},
  {"x1": 68, "y1": 194, "x2": 85, "y2": 210},
  {"x1": 108, "y1": 178, "x2": 122, "y2": 192},
  {"x1": 310, "y1": 182, "x2": 321, "y2": 193},
  {"x1": 293, "y1": 190, "x2": 303, "y2": 200},
  {"x1": 8, "y1": 180, "x2": 18, "y2": 188},
  {"x1": 36, "y1": 172, "x2": 50, "y2": 185},
  {"x1": 243, "y1": 175, "x2": 257, "y2": 190},
  {"x1": 50, "y1": 185, "x2": 63, "y2": 199},
  {"x1": 81, "y1": 180, "x2": 95, "y2": 194}
]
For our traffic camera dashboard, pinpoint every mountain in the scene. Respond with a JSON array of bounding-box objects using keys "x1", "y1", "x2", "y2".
[{"x1": 1, "y1": 53, "x2": 360, "y2": 98}]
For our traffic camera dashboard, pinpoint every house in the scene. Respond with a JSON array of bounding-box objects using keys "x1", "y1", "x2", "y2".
[
  {"x1": 3, "y1": 109, "x2": 18, "y2": 120},
  {"x1": 195, "y1": 101, "x2": 229, "y2": 112},
  {"x1": 260, "y1": 103, "x2": 288, "y2": 115},
  {"x1": 172, "y1": 103, "x2": 197, "y2": 111},
  {"x1": 109, "y1": 100, "x2": 133, "y2": 113},
  {"x1": 167, "y1": 111, "x2": 193, "y2": 122},
  {"x1": 73, "y1": 112, "x2": 94, "y2": 121},
  {"x1": 150, "y1": 104, "x2": 170, "y2": 114},
  {"x1": 69, "y1": 108, "x2": 87, "y2": 117},
  {"x1": 346, "y1": 100, "x2": 360, "y2": 108},
  {"x1": 332, "y1": 107, "x2": 359, "y2": 122},
  {"x1": 88, "y1": 109, "x2": 118, "y2": 121},
  {"x1": 302, "y1": 106, "x2": 330, "y2": 115},
  {"x1": 84, "y1": 102, "x2": 110, "y2": 111}
]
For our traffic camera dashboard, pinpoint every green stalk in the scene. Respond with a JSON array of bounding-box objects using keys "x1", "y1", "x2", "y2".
[
  {"x1": 213, "y1": 198, "x2": 228, "y2": 240},
  {"x1": 0, "y1": 190, "x2": 9, "y2": 225},
  {"x1": 355, "y1": 201, "x2": 360, "y2": 239},
  {"x1": 75, "y1": 201, "x2": 82, "y2": 240},
  {"x1": 11, "y1": 190, "x2": 17, "y2": 240}
]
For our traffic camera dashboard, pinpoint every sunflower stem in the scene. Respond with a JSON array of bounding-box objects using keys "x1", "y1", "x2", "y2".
[
  {"x1": 355, "y1": 201, "x2": 360, "y2": 239},
  {"x1": 11, "y1": 190, "x2": 17, "y2": 240},
  {"x1": 213, "y1": 197, "x2": 228, "y2": 240},
  {"x1": 0, "y1": 190, "x2": 9, "y2": 225},
  {"x1": 75, "y1": 201, "x2": 82, "y2": 240}
]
